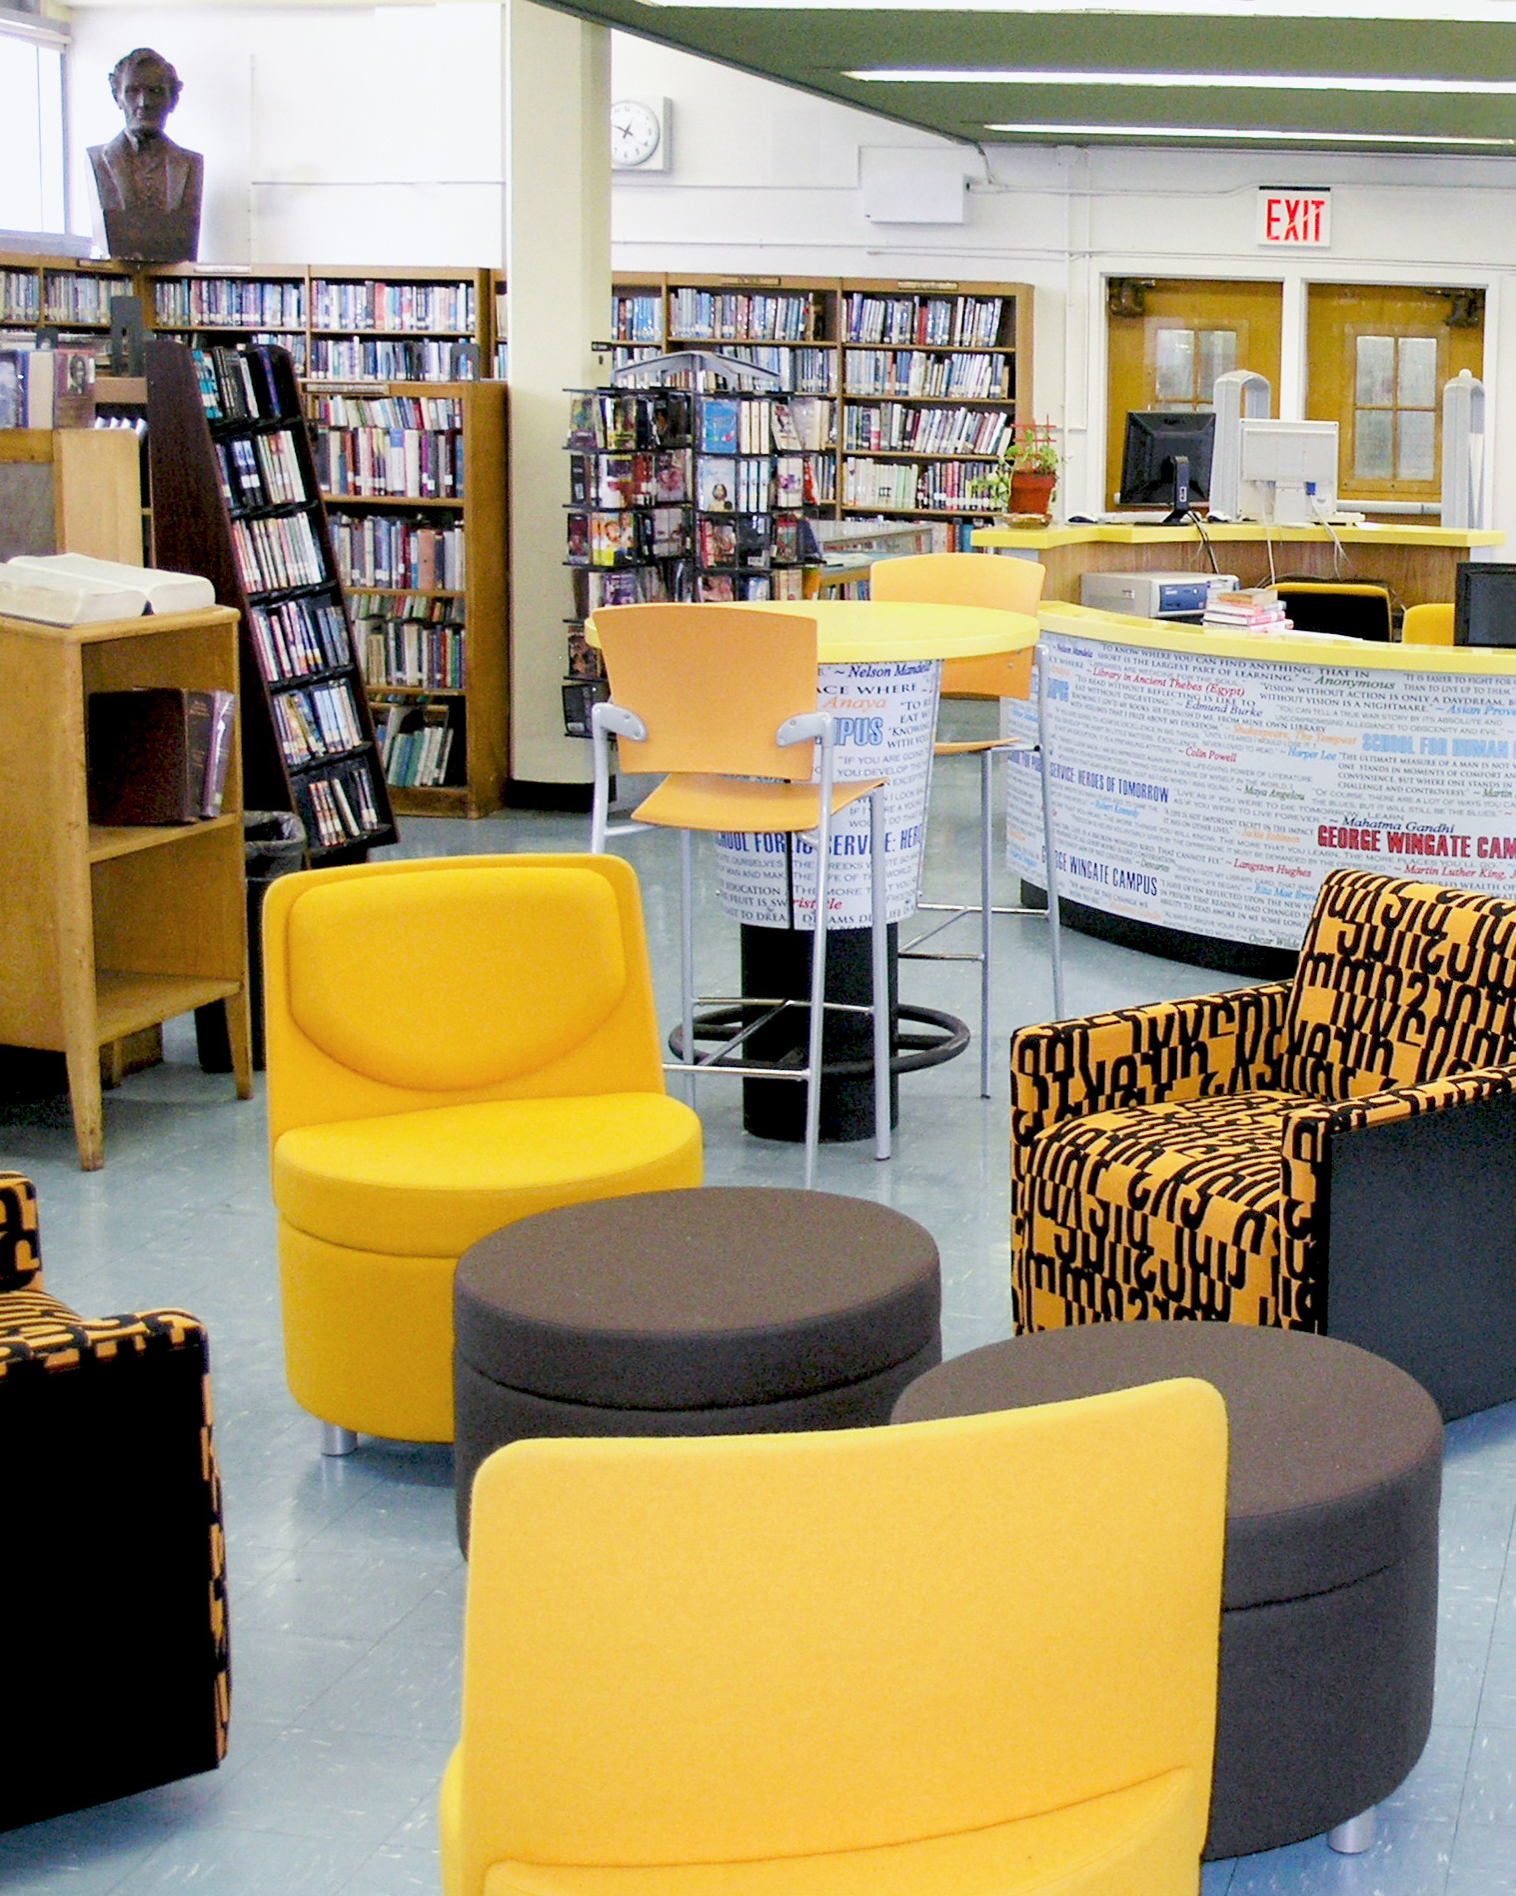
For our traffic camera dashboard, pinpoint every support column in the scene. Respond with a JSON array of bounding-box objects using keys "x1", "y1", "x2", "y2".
[{"x1": 504, "y1": 0, "x2": 611, "y2": 797}]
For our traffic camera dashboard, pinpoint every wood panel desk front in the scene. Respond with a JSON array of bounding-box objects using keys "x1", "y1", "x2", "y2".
[{"x1": 973, "y1": 522, "x2": 1503, "y2": 610}]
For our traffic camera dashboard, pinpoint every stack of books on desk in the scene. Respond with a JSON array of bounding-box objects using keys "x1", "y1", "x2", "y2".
[{"x1": 1203, "y1": 588, "x2": 1293, "y2": 634}]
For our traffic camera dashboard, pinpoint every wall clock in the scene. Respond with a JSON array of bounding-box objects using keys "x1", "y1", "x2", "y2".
[{"x1": 611, "y1": 98, "x2": 668, "y2": 171}]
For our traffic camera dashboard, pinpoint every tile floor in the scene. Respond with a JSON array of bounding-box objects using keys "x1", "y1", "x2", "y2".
[{"x1": 3, "y1": 736, "x2": 1515, "y2": 1893}]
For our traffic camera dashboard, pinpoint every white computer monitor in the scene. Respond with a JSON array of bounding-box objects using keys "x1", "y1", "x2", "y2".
[{"x1": 1236, "y1": 418, "x2": 1339, "y2": 525}]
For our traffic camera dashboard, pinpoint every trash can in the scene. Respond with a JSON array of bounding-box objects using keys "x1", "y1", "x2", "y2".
[{"x1": 196, "y1": 811, "x2": 306, "y2": 1073}]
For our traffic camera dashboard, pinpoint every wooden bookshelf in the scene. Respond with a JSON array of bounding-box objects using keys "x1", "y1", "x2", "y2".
[
  {"x1": 144, "y1": 338, "x2": 398, "y2": 860},
  {"x1": 607, "y1": 273, "x2": 1034, "y2": 530},
  {"x1": 0, "y1": 428, "x2": 141, "y2": 565},
  {"x1": 0, "y1": 603, "x2": 253, "y2": 1169},
  {"x1": 313, "y1": 379, "x2": 509, "y2": 816}
]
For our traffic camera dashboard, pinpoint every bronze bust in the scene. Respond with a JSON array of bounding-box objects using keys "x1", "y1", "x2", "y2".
[{"x1": 89, "y1": 49, "x2": 203, "y2": 263}]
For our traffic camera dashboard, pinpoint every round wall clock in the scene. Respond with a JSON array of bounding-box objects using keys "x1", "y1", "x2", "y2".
[{"x1": 611, "y1": 99, "x2": 662, "y2": 169}]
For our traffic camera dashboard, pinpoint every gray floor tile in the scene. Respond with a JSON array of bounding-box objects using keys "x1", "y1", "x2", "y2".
[{"x1": 1223, "y1": 1820, "x2": 1452, "y2": 1895}]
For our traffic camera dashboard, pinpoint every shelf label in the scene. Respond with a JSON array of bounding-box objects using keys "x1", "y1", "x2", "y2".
[{"x1": 1257, "y1": 188, "x2": 1331, "y2": 246}]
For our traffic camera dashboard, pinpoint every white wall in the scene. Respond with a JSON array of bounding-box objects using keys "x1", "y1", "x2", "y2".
[{"x1": 59, "y1": 6, "x2": 1516, "y2": 532}]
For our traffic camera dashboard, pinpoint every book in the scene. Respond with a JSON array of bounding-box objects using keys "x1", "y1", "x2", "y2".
[
  {"x1": 696, "y1": 458, "x2": 736, "y2": 511},
  {"x1": 9, "y1": 555, "x2": 215, "y2": 617},
  {"x1": 699, "y1": 397, "x2": 740, "y2": 453},
  {"x1": 0, "y1": 562, "x2": 147, "y2": 626},
  {"x1": 87, "y1": 687, "x2": 234, "y2": 825}
]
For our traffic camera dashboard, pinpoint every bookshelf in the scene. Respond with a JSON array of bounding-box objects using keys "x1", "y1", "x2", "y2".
[
  {"x1": 0, "y1": 602, "x2": 253, "y2": 1169},
  {"x1": 1, "y1": 254, "x2": 135, "y2": 367},
  {"x1": 0, "y1": 428, "x2": 141, "y2": 565},
  {"x1": 144, "y1": 339, "x2": 398, "y2": 860},
  {"x1": 313, "y1": 379, "x2": 509, "y2": 816},
  {"x1": 609, "y1": 273, "x2": 1032, "y2": 530}
]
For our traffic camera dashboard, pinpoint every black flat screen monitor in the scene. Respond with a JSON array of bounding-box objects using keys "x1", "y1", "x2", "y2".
[
  {"x1": 1120, "y1": 411, "x2": 1217, "y2": 522},
  {"x1": 1455, "y1": 562, "x2": 1516, "y2": 647}
]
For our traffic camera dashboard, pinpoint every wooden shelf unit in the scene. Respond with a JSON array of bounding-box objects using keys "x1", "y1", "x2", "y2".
[
  {"x1": 143, "y1": 338, "x2": 399, "y2": 860},
  {"x1": 0, "y1": 428, "x2": 142, "y2": 566},
  {"x1": 313, "y1": 378, "x2": 509, "y2": 816},
  {"x1": 0, "y1": 604, "x2": 253, "y2": 1169},
  {"x1": 608, "y1": 272, "x2": 1034, "y2": 531}
]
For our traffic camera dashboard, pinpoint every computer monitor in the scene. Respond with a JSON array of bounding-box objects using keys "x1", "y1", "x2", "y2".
[
  {"x1": 1119, "y1": 411, "x2": 1216, "y2": 523},
  {"x1": 1236, "y1": 419, "x2": 1338, "y2": 525},
  {"x1": 1454, "y1": 562, "x2": 1516, "y2": 647}
]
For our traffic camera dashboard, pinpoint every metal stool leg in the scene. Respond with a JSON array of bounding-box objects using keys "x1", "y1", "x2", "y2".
[
  {"x1": 871, "y1": 786, "x2": 891, "y2": 1161},
  {"x1": 321, "y1": 1423, "x2": 357, "y2": 1457},
  {"x1": 1327, "y1": 1809, "x2": 1377, "y2": 1854},
  {"x1": 978, "y1": 744, "x2": 993, "y2": 1097},
  {"x1": 679, "y1": 827, "x2": 697, "y2": 1106},
  {"x1": 802, "y1": 740, "x2": 837, "y2": 1190}
]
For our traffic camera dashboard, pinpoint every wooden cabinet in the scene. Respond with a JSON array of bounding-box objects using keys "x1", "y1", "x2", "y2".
[{"x1": 0, "y1": 606, "x2": 253, "y2": 1169}]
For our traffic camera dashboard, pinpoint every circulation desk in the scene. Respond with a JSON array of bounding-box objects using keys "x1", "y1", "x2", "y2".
[
  {"x1": 1012, "y1": 602, "x2": 1516, "y2": 974},
  {"x1": 588, "y1": 598, "x2": 1039, "y2": 1139},
  {"x1": 973, "y1": 522, "x2": 1503, "y2": 609}
]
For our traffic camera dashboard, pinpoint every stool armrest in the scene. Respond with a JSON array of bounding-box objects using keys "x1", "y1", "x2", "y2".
[{"x1": 1011, "y1": 983, "x2": 1291, "y2": 1175}]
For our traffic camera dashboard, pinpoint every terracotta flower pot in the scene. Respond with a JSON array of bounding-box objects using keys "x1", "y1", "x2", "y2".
[{"x1": 1008, "y1": 469, "x2": 1056, "y2": 521}]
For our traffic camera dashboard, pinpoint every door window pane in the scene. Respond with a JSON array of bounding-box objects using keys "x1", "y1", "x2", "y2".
[
  {"x1": 1398, "y1": 409, "x2": 1436, "y2": 482},
  {"x1": 1154, "y1": 328, "x2": 1195, "y2": 403},
  {"x1": 1355, "y1": 336, "x2": 1395, "y2": 407},
  {"x1": 1197, "y1": 329, "x2": 1237, "y2": 405},
  {"x1": 1355, "y1": 409, "x2": 1394, "y2": 482},
  {"x1": 1397, "y1": 336, "x2": 1438, "y2": 410}
]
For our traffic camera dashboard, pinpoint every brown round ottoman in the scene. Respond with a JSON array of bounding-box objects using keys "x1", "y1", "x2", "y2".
[
  {"x1": 454, "y1": 1187, "x2": 941, "y2": 1549},
  {"x1": 893, "y1": 1323, "x2": 1442, "y2": 1861}
]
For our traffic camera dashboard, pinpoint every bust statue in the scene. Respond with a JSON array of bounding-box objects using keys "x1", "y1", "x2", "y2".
[{"x1": 89, "y1": 49, "x2": 203, "y2": 263}]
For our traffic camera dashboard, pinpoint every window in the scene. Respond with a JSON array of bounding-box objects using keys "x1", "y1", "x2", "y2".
[{"x1": 0, "y1": 20, "x2": 67, "y2": 235}]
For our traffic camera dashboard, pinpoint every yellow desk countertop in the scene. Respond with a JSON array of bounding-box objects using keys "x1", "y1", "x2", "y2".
[
  {"x1": 976, "y1": 523, "x2": 1504, "y2": 554},
  {"x1": 1039, "y1": 601, "x2": 1516, "y2": 676},
  {"x1": 588, "y1": 599, "x2": 1039, "y2": 666}
]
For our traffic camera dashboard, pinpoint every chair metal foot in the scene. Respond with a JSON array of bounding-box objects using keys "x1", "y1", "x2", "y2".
[
  {"x1": 321, "y1": 1423, "x2": 358, "y2": 1457},
  {"x1": 1327, "y1": 1808, "x2": 1376, "y2": 1854}
]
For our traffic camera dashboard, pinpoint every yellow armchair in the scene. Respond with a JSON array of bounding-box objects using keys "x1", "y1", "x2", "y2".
[
  {"x1": 264, "y1": 853, "x2": 702, "y2": 1447},
  {"x1": 442, "y1": 1380, "x2": 1228, "y2": 1896}
]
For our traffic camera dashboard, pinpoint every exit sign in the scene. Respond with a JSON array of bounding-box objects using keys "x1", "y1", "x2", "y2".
[{"x1": 1258, "y1": 188, "x2": 1331, "y2": 246}]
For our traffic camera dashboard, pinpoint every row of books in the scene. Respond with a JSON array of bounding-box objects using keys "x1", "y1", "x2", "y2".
[
  {"x1": 842, "y1": 351, "x2": 1013, "y2": 399},
  {"x1": 271, "y1": 679, "x2": 367, "y2": 765},
  {"x1": 777, "y1": 454, "x2": 835, "y2": 506},
  {"x1": 329, "y1": 516, "x2": 465, "y2": 591},
  {"x1": 569, "y1": 450, "x2": 689, "y2": 510},
  {"x1": 248, "y1": 598, "x2": 355, "y2": 681},
  {"x1": 310, "y1": 280, "x2": 475, "y2": 333},
  {"x1": 695, "y1": 456, "x2": 774, "y2": 512},
  {"x1": 215, "y1": 427, "x2": 307, "y2": 511},
  {"x1": 695, "y1": 514, "x2": 801, "y2": 570},
  {"x1": 0, "y1": 345, "x2": 96, "y2": 429},
  {"x1": 194, "y1": 346, "x2": 286, "y2": 422},
  {"x1": 841, "y1": 404, "x2": 1012, "y2": 458},
  {"x1": 315, "y1": 426, "x2": 464, "y2": 500},
  {"x1": 841, "y1": 457, "x2": 1000, "y2": 512},
  {"x1": 714, "y1": 346, "x2": 837, "y2": 395},
  {"x1": 669, "y1": 289, "x2": 824, "y2": 343},
  {"x1": 86, "y1": 685, "x2": 236, "y2": 827},
  {"x1": 354, "y1": 614, "x2": 466, "y2": 691},
  {"x1": 41, "y1": 272, "x2": 130, "y2": 325},
  {"x1": 373, "y1": 699, "x2": 457, "y2": 787},
  {"x1": 843, "y1": 294, "x2": 1008, "y2": 349},
  {"x1": 1203, "y1": 588, "x2": 1294, "y2": 633},
  {"x1": 1, "y1": 272, "x2": 40, "y2": 323},
  {"x1": 612, "y1": 293, "x2": 664, "y2": 344},
  {"x1": 307, "y1": 337, "x2": 479, "y2": 382},
  {"x1": 301, "y1": 767, "x2": 383, "y2": 846},
  {"x1": 571, "y1": 563, "x2": 694, "y2": 617},
  {"x1": 311, "y1": 393, "x2": 465, "y2": 433},
  {"x1": 154, "y1": 278, "x2": 304, "y2": 328},
  {"x1": 696, "y1": 573, "x2": 796, "y2": 602},
  {"x1": 231, "y1": 511, "x2": 328, "y2": 595},
  {"x1": 567, "y1": 510, "x2": 671, "y2": 567},
  {"x1": 567, "y1": 387, "x2": 693, "y2": 452}
]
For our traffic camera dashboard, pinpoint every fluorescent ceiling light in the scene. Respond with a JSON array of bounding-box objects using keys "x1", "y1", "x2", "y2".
[
  {"x1": 639, "y1": 0, "x2": 1516, "y2": 18},
  {"x1": 851, "y1": 68, "x2": 1516, "y2": 91},
  {"x1": 985, "y1": 120, "x2": 1516, "y2": 143}
]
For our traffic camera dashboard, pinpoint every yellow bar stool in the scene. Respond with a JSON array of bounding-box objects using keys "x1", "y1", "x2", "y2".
[
  {"x1": 589, "y1": 603, "x2": 889, "y2": 1188},
  {"x1": 869, "y1": 552, "x2": 1053, "y2": 1097}
]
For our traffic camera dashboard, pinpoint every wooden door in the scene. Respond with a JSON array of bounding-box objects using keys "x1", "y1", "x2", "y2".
[
  {"x1": 1306, "y1": 284, "x2": 1484, "y2": 505},
  {"x1": 1105, "y1": 278, "x2": 1284, "y2": 510}
]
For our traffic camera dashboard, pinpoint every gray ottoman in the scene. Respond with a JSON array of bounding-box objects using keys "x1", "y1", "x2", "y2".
[
  {"x1": 893, "y1": 1323, "x2": 1442, "y2": 1861},
  {"x1": 454, "y1": 1187, "x2": 941, "y2": 1549}
]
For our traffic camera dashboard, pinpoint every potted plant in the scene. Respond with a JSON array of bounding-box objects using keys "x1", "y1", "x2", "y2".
[{"x1": 989, "y1": 421, "x2": 1059, "y2": 523}]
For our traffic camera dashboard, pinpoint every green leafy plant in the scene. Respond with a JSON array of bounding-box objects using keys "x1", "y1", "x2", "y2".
[{"x1": 988, "y1": 420, "x2": 1059, "y2": 513}]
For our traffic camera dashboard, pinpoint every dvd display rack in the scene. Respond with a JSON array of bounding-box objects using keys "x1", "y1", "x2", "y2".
[
  {"x1": 143, "y1": 338, "x2": 397, "y2": 860},
  {"x1": 564, "y1": 379, "x2": 814, "y2": 688},
  {"x1": 312, "y1": 378, "x2": 508, "y2": 815},
  {"x1": 609, "y1": 273, "x2": 1032, "y2": 530}
]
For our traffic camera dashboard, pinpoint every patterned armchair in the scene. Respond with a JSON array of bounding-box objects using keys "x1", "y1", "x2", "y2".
[
  {"x1": 1012, "y1": 869, "x2": 1516, "y2": 1420},
  {"x1": 0, "y1": 1174, "x2": 229, "y2": 1832}
]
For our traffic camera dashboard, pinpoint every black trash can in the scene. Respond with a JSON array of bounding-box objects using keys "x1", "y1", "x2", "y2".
[{"x1": 196, "y1": 811, "x2": 306, "y2": 1073}]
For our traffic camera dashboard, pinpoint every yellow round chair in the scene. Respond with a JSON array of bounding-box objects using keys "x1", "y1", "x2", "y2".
[{"x1": 263, "y1": 852, "x2": 703, "y2": 1450}]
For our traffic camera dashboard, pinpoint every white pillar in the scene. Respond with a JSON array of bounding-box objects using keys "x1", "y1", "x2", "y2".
[{"x1": 504, "y1": 0, "x2": 611, "y2": 793}]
